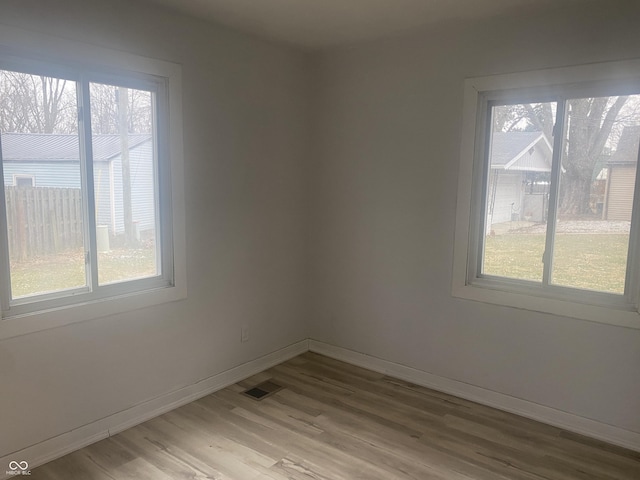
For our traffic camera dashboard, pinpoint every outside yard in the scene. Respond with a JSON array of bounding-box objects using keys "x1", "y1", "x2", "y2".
[
  {"x1": 7, "y1": 222, "x2": 630, "y2": 298},
  {"x1": 9, "y1": 247, "x2": 157, "y2": 298},
  {"x1": 484, "y1": 221, "x2": 630, "y2": 294}
]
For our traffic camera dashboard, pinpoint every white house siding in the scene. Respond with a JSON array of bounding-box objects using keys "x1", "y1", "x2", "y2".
[
  {"x1": 488, "y1": 171, "x2": 522, "y2": 225},
  {"x1": 94, "y1": 162, "x2": 113, "y2": 230},
  {"x1": 3, "y1": 140, "x2": 153, "y2": 237},
  {"x1": 110, "y1": 140, "x2": 155, "y2": 236},
  {"x1": 3, "y1": 162, "x2": 81, "y2": 188},
  {"x1": 3, "y1": 161, "x2": 111, "y2": 232},
  {"x1": 130, "y1": 141, "x2": 155, "y2": 235},
  {"x1": 510, "y1": 145, "x2": 551, "y2": 172},
  {"x1": 606, "y1": 165, "x2": 636, "y2": 221}
]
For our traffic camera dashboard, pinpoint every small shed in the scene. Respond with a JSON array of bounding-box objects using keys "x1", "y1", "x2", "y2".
[
  {"x1": 487, "y1": 131, "x2": 553, "y2": 226},
  {"x1": 603, "y1": 126, "x2": 640, "y2": 221},
  {"x1": 1, "y1": 132, "x2": 154, "y2": 236}
]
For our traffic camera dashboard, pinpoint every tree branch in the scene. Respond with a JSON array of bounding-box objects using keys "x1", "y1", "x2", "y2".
[{"x1": 588, "y1": 96, "x2": 628, "y2": 159}]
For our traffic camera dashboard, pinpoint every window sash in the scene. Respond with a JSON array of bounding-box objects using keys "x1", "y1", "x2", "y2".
[
  {"x1": 0, "y1": 59, "x2": 173, "y2": 317},
  {"x1": 541, "y1": 100, "x2": 564, "y2": 289},
  {"x1": 470, "y1": 86, "x2": 640, "y2": 310}
]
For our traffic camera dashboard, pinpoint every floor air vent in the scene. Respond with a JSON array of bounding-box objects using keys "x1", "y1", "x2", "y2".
[{"x1": 243, "y1": 380, "x2": 283, "y2": 400}]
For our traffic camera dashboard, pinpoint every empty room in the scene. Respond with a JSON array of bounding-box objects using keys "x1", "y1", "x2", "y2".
[{"x1": 0, "y1": 0, "x2": 639, "y2": 478}]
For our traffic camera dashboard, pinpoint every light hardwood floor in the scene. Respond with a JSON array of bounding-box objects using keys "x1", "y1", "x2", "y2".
[{"x1": 34, "y1": 352, "x2": 640, "y2": 479}]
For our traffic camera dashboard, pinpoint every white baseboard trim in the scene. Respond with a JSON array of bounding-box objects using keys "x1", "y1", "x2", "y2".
[
  {"x1": 0, "y1": 339, "x2": 309, "y2": 479},
  {"x1": 308, "y1": 339, "x2": 640, "y2": 453},
  {"x1": 3, "y1": 336, "x2": 637, "y2": 480}
]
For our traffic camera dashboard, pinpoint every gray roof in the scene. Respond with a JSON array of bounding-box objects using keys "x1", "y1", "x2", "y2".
[
  {"x1": 490, "y1": 131, "x2": 550, "y2": 168},
  {"x1": 609, "y1": 126, "x2": 640, "y2": 165},
  {"x1": 0, "y1": 132, "x2": 151, "y2": 162}
]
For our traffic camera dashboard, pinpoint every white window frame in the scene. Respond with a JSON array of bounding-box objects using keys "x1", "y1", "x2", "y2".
[
  {"x1": 0, "y1": 25, "x2": 186, "y2": 340},
  {"x1": 12, "y1": 174, "x2": 35, "y2": 187},
  {"x1": 453, "y1": 59, "x2": 640, "y2": 329}
]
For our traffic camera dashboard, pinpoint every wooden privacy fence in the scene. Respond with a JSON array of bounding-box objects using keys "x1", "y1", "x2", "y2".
[{"x1": 4, "y1": 186, "x2": 83, "y2": 261}]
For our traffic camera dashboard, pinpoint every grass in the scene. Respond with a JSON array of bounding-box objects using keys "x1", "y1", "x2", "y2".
[
  {"x1": 8, "y1": 234, "x2": 630, "y2": 298},
  {"x1": 10, "y1": 247, "x2": 157, "y2": 298},
  {"x1": 483, "y1": 233, "x2": 630, "y2": 294}
]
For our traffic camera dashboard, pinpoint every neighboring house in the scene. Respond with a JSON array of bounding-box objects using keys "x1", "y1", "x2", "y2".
[
  {"x1": 487, "y1": 131, "x2": 553, "y2": 226},
  {"x1": 603, "y1": 126, "x2": 640, "y2": 221},
  {"x1": 1, "y1": 132, "x2": 154, "y2": 237}
]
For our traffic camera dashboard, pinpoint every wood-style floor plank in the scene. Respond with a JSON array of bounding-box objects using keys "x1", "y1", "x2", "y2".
[{"x1": 32, "y1": 352, "x2": 640, "y2": 479}]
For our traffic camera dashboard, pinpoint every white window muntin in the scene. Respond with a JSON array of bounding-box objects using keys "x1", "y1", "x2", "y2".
[{"x1": 453, "y1": 60, "x2": 640, "y2": 328}]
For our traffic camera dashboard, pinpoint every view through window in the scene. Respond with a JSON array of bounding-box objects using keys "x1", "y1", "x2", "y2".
[
  {"x1": 0, "y1": 67, "x2": 162, "y2": 305},
  {"x1": 482, "y1": 94, "x2": 640, "y2": 295}
]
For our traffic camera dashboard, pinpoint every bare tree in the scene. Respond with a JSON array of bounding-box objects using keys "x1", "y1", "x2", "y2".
[
  {"x1": 493, "y1": 102, "x2": 554, "y2": 139},
  {"x1": 0, "y1": 71, "x2": 76, "y2": 134},
  {"x1": 89, "y1": 83, "x2": 152, "y2": 134},
  {"x1": 1, "y1": 70, "x2": 153, "y2": 135},
  {"x1": 559, "y1": 96, "x2": 628, "y2": 215},
  {"x1": 494, "y1": 96, "x2": 630, "y2": 217},
  {"x1": 89, "y1": 83, "x2": 119, "y2": 134},
  {"x1": 118, "y1": 87, "x2": 135, "y2": 246}
]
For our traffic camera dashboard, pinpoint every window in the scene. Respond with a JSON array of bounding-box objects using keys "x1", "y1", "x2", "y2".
[
  {"x1": 0, "y1": 26, "x2": 185, "y2": 338},
  {"x1": 13, "y1": 175, "x2": 35, "y2": 187},
  {"x1": 453, "y1": 60, "x2": 640, "y2": 328}
]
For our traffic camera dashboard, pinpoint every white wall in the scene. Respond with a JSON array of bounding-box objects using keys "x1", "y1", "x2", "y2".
[
  {"x1": 2, "y1": 0, "x2": 640, "y2": 463},
  {"x1": 0, "y1": 0, "x2": 310, "y2": 458},
  {"x1": 309, "y1": 0, "x2": 640, "y2": 434}
]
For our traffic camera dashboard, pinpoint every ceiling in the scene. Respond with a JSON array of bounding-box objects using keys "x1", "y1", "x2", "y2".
[{"x1": 143, "y1": 0, "x2": 581, "y2": 49}]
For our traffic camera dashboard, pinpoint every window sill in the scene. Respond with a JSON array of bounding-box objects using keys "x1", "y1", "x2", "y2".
[
  {"x1": 452, "y1": 281, "x2": 640, "y2": 329},
  {"x1": 0, "y1": 282, "x2": 187, "y2": 340}
]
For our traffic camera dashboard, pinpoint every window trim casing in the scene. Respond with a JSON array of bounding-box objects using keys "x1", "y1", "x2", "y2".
[
  {"x1": 452, "y1": 59, "x2": 640, "y2": 329},
  {"x1": 12, "y1": 174, "x2": 35, "y2": 187},
  {"x1": 0, "y1": 25, "x2": 186, "y2": 340}
]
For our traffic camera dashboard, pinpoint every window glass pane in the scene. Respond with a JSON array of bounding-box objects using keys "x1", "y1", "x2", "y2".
[
  {"x1": 89, "y1": 83, "x2": 158, "y2": 285},
  {"x1": 0, "y1": 69, "x2": 87, "y2": 299},
  {"x1": 551, "y1": 94, "x2": 640, "y2": 294},
  {"x1": 482, "y1": 102, "x2": 556, "y2": 282}
]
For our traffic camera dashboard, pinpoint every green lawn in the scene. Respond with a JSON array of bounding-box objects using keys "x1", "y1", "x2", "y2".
[
  {"x1": 8, "y1": 234, "x2": 630, "y2": 298},
  {"x1": 483, "y1": 233, "x2": 629, "y2": 294},
  {"x1": 9, "y1": 247, "x2": 157, "y2": 298}
]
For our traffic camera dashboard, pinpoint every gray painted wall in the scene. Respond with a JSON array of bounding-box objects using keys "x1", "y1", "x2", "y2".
[
  {"x1": 0, "y1": 0, "x2": 310, "y2": 458},
  {"x1": 309, "y1": 0, "x2": 640, "y2": 434},
  {"x1": 1, "y1": 0, "x2": 639, "y2": 464}
]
